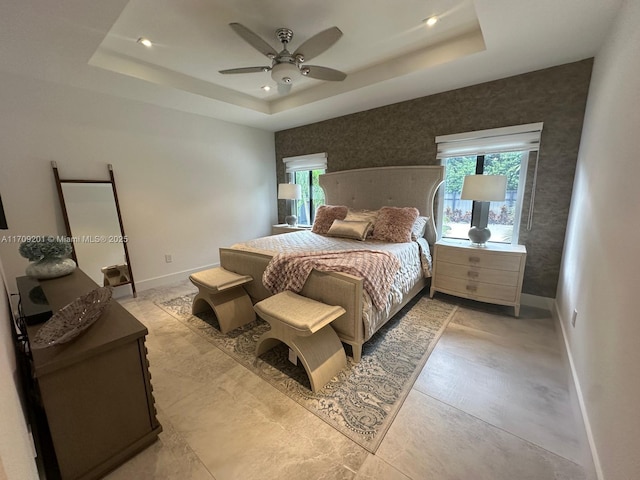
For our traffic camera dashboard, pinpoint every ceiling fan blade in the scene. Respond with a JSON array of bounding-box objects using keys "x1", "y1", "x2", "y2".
[
  {"x1": 293, "y1": 27, "x2": 342, "y2": 62},
  {"x1": 219, "y1": 66, "x2": 270, "y2": 74},
  {"x1": 277, "y1": 83, "x2": 292, "y2": 95},
  {"x1": 229, "y1": 23, "x2": 278, "y2": 58},
  {"x1": 303, "y1": 65, "x2": 347, "y2": 81}
]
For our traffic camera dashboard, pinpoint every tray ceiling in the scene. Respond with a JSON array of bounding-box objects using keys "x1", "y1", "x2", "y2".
[{"x1": 0, "y1": 0, "x2": 623, "y2": 131}]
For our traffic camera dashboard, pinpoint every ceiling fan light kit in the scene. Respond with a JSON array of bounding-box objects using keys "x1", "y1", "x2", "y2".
[
  {"x1": 219, "y1": 23, "x2": 347, "y2": 94},
  {"x1": 271, "y1": 62, "x2": 299, "y2": 84}
]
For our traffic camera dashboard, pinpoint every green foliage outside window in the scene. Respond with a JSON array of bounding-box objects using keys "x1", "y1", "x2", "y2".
[
  {"x1": 442, "y1": 151, "x2": 526, "y2": 243},
  {"x1": 483, "y1": 153, "x2": 523, "y2": 191},
  {"x1": 443, "y1": 156, "x2": 477, "y2": 193},
  {"x1": 444, "y1": 152, "x2": 523, "y2": 194},
  {"x1": 293, "y1": 169, "x2": 325, "y2": 225}
]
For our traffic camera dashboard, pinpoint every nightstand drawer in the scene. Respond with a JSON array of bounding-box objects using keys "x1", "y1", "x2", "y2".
[
  {"x1": 435, "y1": 275, "x2": 518, "y2": 303},
  {"x1": 436, "y1": 245, "x2": 522, "y2": 272},
  {"x1": 436, "y1": 261, "x2": 520, "y2": 286}
]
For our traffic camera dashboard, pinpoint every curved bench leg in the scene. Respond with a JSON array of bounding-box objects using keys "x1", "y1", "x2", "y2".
[
  {"x1": 255, "y1": 334, "x2": 282, "y2": 357},
  {"x1": 256, "y1": 323, "x2": 346, "y2": 393},
  {"x1": 192, "y1": 288, "x2": 255, "y2": 334},
  {"x1": 192, "y1": 295, "x2": 211, "y2": 314}
]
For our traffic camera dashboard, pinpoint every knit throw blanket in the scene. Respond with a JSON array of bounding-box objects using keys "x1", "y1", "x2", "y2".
[{"x1": 262, "y1": 249, "x2": 401, "y2": 311}]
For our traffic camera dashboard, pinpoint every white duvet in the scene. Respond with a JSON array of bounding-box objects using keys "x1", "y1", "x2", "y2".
[{"x1": 231, "y1": 230, "x2": 432, "y2": 339}]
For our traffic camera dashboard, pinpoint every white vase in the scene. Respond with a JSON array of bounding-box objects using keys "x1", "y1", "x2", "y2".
[{"x1": 26, "y1": 257, "x2": 77, "y2": 279}]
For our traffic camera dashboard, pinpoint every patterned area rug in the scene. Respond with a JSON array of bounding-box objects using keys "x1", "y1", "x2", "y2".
[{"x1": 158, "y1": 291, "x2": 457, "y2": 452}]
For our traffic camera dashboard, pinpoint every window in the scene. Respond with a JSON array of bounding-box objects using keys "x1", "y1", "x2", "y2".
[
  {"x1": 283, "y1": 153, "x2": 327, "y2": 226},
  {"x1": 441, "y1": 153, "x2": 527, "y2": 243},
  {"x1": 436, "y1": 123, "x2": 543, "y2": 244}
]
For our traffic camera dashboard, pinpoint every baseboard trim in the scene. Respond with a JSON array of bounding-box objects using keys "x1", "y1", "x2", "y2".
[
  {"x1": 552, "y1": 300, "x2": 602, "y2": 480},
  {"x1": 520, "y1": 293, "x2": 554, "y2": 310},
  {"x1": 135, "y1": 263, "x2": 219, "y2": 291}
]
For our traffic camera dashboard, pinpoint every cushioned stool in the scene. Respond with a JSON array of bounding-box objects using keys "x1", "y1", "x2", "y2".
[
  {"x1": 254, "y1": 291, "x2": 347, "y2": 393},
  {"x1": 189, "y1": 267, "x2": 255, "y2": 334}
]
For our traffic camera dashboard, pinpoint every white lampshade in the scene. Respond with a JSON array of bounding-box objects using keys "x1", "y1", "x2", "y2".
[
  {"x1": 271, "y1": 63, "x2": 300, "y2": 84},
  {"x1": 460, "y1": 175, "x2": 507, "y2": 202},
  {"x1": 277, "y1": 183, "x2": 301, "y2": 200}
]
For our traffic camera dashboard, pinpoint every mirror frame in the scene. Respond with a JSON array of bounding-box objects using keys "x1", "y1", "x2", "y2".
[{"x1": 52, "y1": 162, "x2": 136, "y2": 297}]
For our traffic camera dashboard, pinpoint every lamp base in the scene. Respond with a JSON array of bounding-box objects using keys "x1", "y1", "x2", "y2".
[
  {"x1": 468, "y1": 226, "x2": 491, "y2": 246},
  {"x1": 285, "y1": 215, "x2": 298, "y2": 227}
]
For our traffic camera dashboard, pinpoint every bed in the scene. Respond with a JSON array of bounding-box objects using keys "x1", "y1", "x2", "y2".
[{"x1": 219, "y1": 165, "x2": 444, "y2": 362}]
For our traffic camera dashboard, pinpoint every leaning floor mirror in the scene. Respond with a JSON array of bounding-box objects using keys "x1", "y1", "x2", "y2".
[{"x1": 52, "y1": 162, "x2": 136, "y2": 297}]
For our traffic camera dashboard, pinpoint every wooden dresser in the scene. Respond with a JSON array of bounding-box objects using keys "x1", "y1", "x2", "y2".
[
  {"x1": 430, "y1": 239, "x2": 527, "y2": 316},
  {"x1": 18, "y1": 270, "x2": 161, "y2": 479}
]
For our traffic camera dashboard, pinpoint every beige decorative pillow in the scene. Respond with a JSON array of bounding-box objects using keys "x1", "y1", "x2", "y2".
[
  {"x1": 372, "y1": 206, "x2": 420, "y2": 243},
  {"x1": 312, "y1": 205, "x2": 348, "y2": 234},
  {"x1": 345, "y1": 208, "x2": 378, "y2": 236},
  {"x1": 411, "y1": 216, "x2": 430, "y2": 241},
  {"x1": 327, "y1": 220, "x2": 372, "y2": 241}
]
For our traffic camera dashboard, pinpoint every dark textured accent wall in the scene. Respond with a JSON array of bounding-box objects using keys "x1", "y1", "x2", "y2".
[{"x1": 275, "y1": 59, "x2": 593, "y2": 298}]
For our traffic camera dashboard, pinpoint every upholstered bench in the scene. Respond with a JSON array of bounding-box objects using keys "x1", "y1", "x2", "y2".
[
  {"x1": 189, "y1": 267, "x2": 255, "y2": 334},
  {"x1": 254, "y1": 291, "x2": 347, "y2": 393}
]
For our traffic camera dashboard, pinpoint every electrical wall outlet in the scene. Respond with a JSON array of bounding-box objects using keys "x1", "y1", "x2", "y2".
[
  {"x1": 571, "y1": 309, "x2": 578, "y2": 327},
  {"x1": 165, "y1": 254, "x2": 172, "y2": 263}
]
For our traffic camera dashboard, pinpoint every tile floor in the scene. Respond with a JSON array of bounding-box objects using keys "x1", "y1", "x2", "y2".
[{"x1": 105, "y1": 283, "x2": 590, "y2": 480}]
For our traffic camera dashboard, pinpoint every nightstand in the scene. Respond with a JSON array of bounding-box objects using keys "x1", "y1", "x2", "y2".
[
  {"x1": 271, "y1": 224, "x2": 311, "y2": 235},
  {"x1": 430, "y1": 238, "x2": 527, "y2": 316}
]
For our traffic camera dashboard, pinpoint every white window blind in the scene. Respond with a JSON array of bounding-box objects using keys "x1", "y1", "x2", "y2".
[
  {"x1": 283, "y1": 152, "x2": 327, "y2": 173},
  {"x1": 435, "y1": 123, "x2": 543, "y2": 158}
]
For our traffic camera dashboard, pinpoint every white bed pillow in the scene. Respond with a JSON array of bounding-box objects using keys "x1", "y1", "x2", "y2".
[{"x1": 411, "y1": 216, "x2": 430, "y2": 241}]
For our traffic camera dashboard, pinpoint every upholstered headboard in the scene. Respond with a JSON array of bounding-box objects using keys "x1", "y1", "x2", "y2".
[{"x1": 319, "y1": 166, "x2": 444, "y2": 245}]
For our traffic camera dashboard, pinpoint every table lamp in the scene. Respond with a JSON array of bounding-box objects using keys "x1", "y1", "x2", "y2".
[
  {"x1": 278, "y1": 183, "x2": 302, "y2": 226},
  {"x1": 460, "y1": 175, "x2": 507, "y2": 245}
]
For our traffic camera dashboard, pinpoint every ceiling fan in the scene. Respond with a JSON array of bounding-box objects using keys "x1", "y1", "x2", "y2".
[{"x1": 219, "y1": 23, "x2": 347, "y2": 94}]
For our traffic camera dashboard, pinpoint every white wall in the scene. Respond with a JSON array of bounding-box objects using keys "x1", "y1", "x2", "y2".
[
  {"x1": 0, "y1": 67, "x2": 275, "y2": 477},
  {"x1": 556, "y1": 1, "x2": 640, "y2": 479},
  {"x1": 0, "y1": 260, "x2": 39, "y2": 479},
  {"x1": 0, "y1": 70, "x2": 276, "y2": 293}
]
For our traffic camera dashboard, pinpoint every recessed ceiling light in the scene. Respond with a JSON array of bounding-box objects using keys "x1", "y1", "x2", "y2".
[
  {"x1": 137, "y1": 37, "x2": 153, "y2": 48},
  {"x1": 425, "y1": 16, "x2": 438, "y2": 27},
  {"x1": 261, "y1": 85, "x2": 271, "y2": 92}
]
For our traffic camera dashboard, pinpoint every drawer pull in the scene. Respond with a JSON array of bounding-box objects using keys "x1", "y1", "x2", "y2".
[
  {"x1": 466, "y1": 284, "x2": 478, "y2": 292},
  {"x1": 469, "y1": 256, "x2": 481, "y2": 263},
  {"x1": 467, "y1": 270, "x2": 479, "y2": 278}
]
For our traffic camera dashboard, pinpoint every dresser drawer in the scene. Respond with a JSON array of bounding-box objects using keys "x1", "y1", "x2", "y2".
[
  {"x1": 436, "y1": 245, "x2": 522, "y2": 272},
  {"x1": 434, "y1": 275, "x2": 518, "y2": 303},
  {"x1": 435, "y1": 261, "x2": 520, "y2": 286}
]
